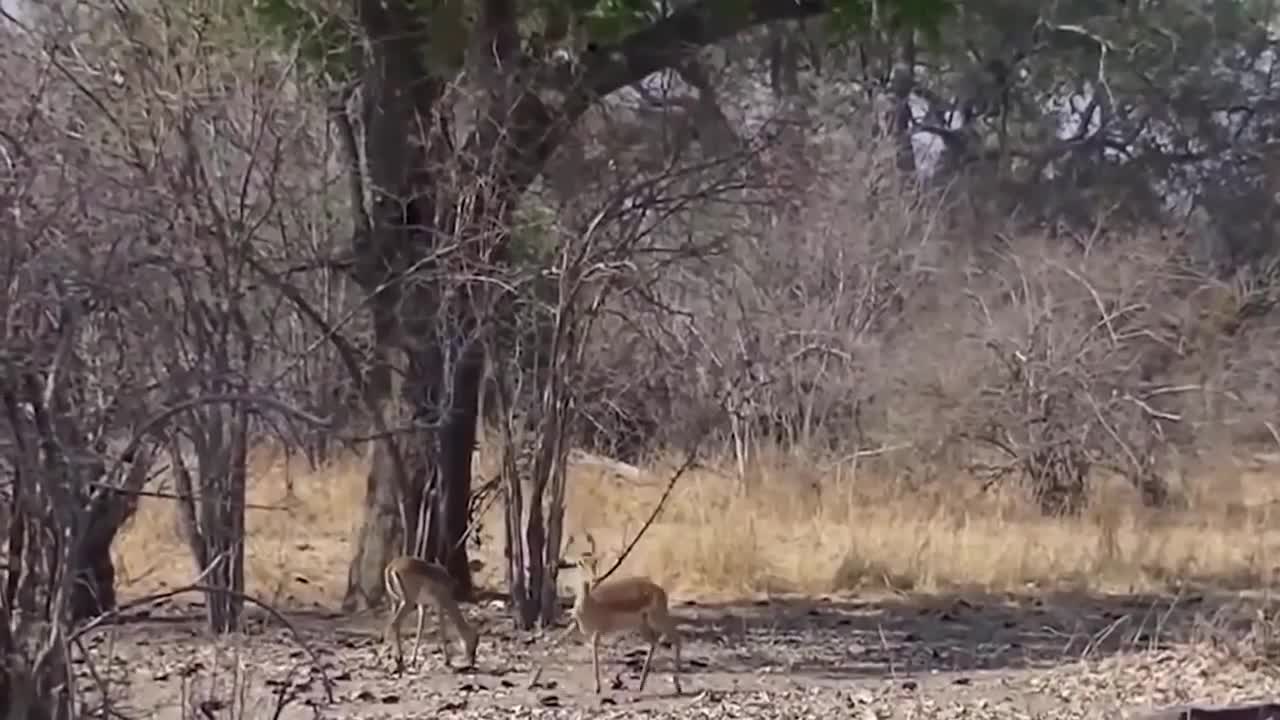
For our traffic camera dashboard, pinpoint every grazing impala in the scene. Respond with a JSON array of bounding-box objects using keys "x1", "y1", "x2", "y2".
[
  {"x1": 528, "y1": 534, "x2": 683, "y2": 695},
  {"x1": 382, "y1": 556, "x2": 484, "y2": 672}
]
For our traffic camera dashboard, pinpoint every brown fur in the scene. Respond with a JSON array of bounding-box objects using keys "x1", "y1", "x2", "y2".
[
  {"x1": 585, "y1": 577, "x2": 667, "y2": 615},
  {"x1": 381, "y1": 556, "x2": 482, "y2": 672},
  {"x1": 528, "y1": 549, "x2": 682, "y2": 695}
]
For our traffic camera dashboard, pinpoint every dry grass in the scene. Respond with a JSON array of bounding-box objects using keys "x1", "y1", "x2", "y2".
[{"x1": 112, "y1": 442, "x2": 1280, "y2": 608}]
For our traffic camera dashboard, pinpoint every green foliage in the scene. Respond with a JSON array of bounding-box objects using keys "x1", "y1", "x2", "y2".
[
  {"x1": 509, "y1": 203, "x2": 559, "y2": 271},
  {"x1": 249, "y1": 0, "x2": 355, "y2": 81},
  {"x1": 407, "y1": 0, "x2": 474, "y2": 68},
  {"x1": 576, "y1": 0, "x2": 659, "y2": 45},
  {"x1": 243, "y1": 0, "x2": 956, "y2": 80},
  {"x1": 828, "y1": 0, "x2": 957, "y2": 44}
]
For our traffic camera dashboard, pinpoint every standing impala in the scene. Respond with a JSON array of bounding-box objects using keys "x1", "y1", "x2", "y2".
[
  {"x1": 382, "y1": 555, "x2": 484, "y2": 672},
  {"x1": 528, "y1": 534, "x2": 683, "y2": 695}
]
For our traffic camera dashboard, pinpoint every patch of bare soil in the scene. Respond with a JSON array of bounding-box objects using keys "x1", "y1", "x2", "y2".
[{"x1": 79, "y1": 591, "x2": 1280, "y2": 719}]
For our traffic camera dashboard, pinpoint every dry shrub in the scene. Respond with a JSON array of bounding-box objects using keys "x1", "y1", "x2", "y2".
[
  {"x1": 110, "y1": 90, "x2": 1280, "y2": 610},
  {"x1": 113, "y1": 441, "x2": 1280, "y2": 606},
  {"x1": 564, "y1": 106, "x2": 1280, "y2": 516}
]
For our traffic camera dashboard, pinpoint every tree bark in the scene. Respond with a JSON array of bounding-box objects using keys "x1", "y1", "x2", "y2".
[
  {"x1": 344, "y1": 442, "x2": 405, "y2": 609},
  {"x1": 890, "y1": 29, "x2": 917, "y2": 175},
  {"x1": 68, "y1": 536, "x2": 116, "y2": 622},
  {"x1": 341, "y1": 0, "x2": 446, "y2": 606},
  {"x1": 171, "y1": 412, "x2": 249, "y2": 633},
  {"x1": 425, "y1": 337, "x2": 484, "y2": 600}
]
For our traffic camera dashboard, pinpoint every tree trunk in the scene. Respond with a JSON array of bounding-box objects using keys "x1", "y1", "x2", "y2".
[
  {"x1": 890, "y1": 28, "x2": 917, "y2": 176},
  {"x1": 341, "y1": 312, "x2": 439, "y2": 608},
  {"x1": 68, "y1": 538, "x2": 116, "y2": 622},
  {"x1": 346, "y1": 323, "x2": 481, "y2": 609},
  {"x1": 425, "y1": 337, "x2": 482, "y2": 601},
  {"x1": 203, "y1": 443, "x2": 246, "y2": 633},
  {"x1": 171, "y1": 413, "x2": 248, "y2": 633},
  {"x1": 343, "y1": 0, "x2": 450, "y2": 606},
  {"x1": 344, "y1": 442, "x2": 404, "y2": 609},
  {"x1": 66, "y1": 452, "x2": 154, "y2": 622}
]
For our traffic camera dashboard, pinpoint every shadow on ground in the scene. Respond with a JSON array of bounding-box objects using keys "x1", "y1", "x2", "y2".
[
  {"x1": 109, "y1": 584, "x2": 1266, "y2": 682},
  {"x1": 78, "y1": 585, "x2": 1280, "y2": 718},
  {"x1": 662, "y1": 589, "x2": 1261, "y2": 680}
]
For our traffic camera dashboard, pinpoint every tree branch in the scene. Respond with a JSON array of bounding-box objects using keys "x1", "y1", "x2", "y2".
[{"x1": 570, "y1": 0, "x2": 827, "y2": 106}]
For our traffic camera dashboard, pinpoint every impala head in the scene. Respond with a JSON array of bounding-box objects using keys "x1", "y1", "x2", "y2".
[{"x1": 561, "y1": 532, "x2": 601, "y2": 599}]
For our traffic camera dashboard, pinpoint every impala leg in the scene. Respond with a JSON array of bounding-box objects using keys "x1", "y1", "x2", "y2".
[
  {"x1": 637, "y1": 628, "x2": 658, "y2": 692},
  {"x1": 385, "y1": 600, "x2": 412, "y2": 673},
  {"x1": 436, "y1": 605, "x2": 453, "y2": 667},
  {"x1": 462, "y1": 624, "x2": 479, "y2": 669},
  {"x1": 410, "y1": 604, "x2": 427, "y2": 666},
  {"x1": 669, "y1": 628, "x2": 682, "y2": 695},
  {"x1": 591, "y1": 632, "x2": 602, "y2": 694}
]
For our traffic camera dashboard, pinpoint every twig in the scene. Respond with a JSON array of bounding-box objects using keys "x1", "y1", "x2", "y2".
[
  {"x1": 593, "y1": 445, "x2": 702, "y2": 583},
  {"x1": 1265, "y1": 421, "x2": 1280, "y2": 452},
  {"x1": 1052, "y1": 261, "x2": 1119, "y2": 346},
  {"x1": 107, "y1": 394, "x2": 336, "y2": 484},
  {"x1": 450, "y1": 472, "x2": 502, "y2": 554},
  {"x1": 269, "y1": 663, "x2": 304, "y2": 720},
  {"x1": 1084, "y1": 391, "x2": 1143, "y2": 475},
  {"x1": 834, "y1": 443, "x2": 913, "y2": 465},
  {"x1": 1124, "y1": 394, "x2": 1181, "y2": 422},
  {"x1": 85, "y1": 482, "x2": 290, "y2": 512}
]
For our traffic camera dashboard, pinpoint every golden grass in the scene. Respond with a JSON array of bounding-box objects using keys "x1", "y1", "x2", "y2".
[{"x1": 112, "y1": 443, "x2": 1280, "y2": 608}]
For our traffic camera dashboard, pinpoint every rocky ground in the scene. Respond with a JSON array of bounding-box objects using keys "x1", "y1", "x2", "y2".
[{"x1": 78, "y1": 590, "x2": 1280, "y2": 719}]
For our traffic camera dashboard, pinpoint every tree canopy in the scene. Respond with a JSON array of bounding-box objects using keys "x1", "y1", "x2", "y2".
[{"x1": 249, "y1": 0, "x2": 958, "y2": 84}]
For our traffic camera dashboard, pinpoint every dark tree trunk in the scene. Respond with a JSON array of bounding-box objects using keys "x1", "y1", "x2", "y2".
[
  {"x1": 345, "y1": 304, "x2": 483, "y2": 609},
  {"x1": 426, "y1": 338, "x2": 483, "y2": 601},
  {"x1": 342, "y1": 0, "x2": 447, "y2": 607},
  {"x1": 66, "y1": 457, "x2": 153, "y2": 623},
  {"x1": 202, "y1": 448, "x2": 247, "y2": 634},
  {"x1": 62, "y1": 483, "x2": 134, "y2": 623},
  {"x1": 343, "y1": 0, "x2": 522, "y2": 605},
  {"x1": 890, "y1": 29, "x2": 917, "y2": 175},
  {"x1": 341, "y1": 304, "x2": 441, "y2": 608},
  {"x1": 171, "y1": 411, "x2": 249, "y2": 633},
  {"x1": 68, "y1": 537, "x2": 116, "y2": 622}
]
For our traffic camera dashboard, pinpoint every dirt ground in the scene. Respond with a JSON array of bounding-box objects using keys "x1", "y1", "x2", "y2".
[{"x1": 76, "y1": 589, "x2": 1280, "y2": 719}]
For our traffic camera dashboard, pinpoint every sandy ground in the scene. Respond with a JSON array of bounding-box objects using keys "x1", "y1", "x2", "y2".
[{"x1": 74, "y1": 589, "x2": 1280, "y2": 719}]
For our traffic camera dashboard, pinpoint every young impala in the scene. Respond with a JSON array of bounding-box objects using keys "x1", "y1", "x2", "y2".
[
  {"x1": 382, "y1": 555, "x2": 484, "y2": 672},
  {"x1": 528, "y1": 534, "x2": 683, "y2": 695}
]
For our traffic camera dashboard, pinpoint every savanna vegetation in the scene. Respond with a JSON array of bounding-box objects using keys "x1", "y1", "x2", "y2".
[{"x1": 5, "y1": 0, "x2": 1280, "y2": 715}]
